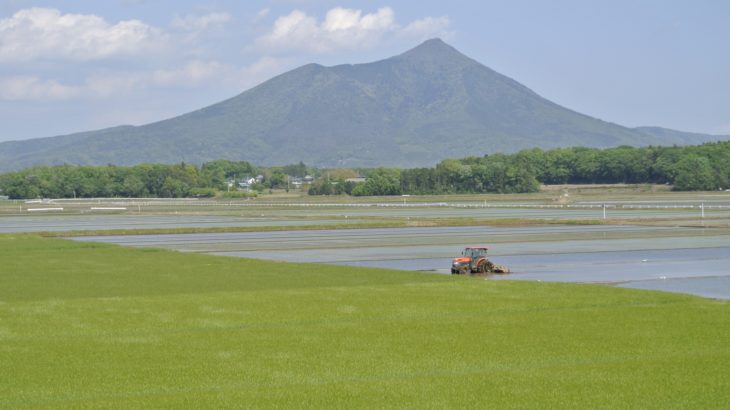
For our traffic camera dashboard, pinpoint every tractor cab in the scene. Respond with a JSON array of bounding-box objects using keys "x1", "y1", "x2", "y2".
[{"x1": 462, "y1": 247, "x2": 488, "y2": 259}]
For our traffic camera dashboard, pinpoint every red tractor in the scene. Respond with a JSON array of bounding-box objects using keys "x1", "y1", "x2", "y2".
[{"x1": 451, "y1": 247, "x2": 509, "y2": 274}]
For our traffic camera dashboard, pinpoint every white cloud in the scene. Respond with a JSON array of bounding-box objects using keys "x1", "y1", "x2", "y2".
[
  {"x1": 258, "y1": 7, "x2": 400, "y2": 53},
  {"x1": 152, "y1": 57, "x2": 290, "y2": 90},
  {"x1": 85, "y1": 72, "x2": 149, "y2": 98},
  {"x1": 0, "y1": 57, "x2": 290, "y2": 101},
  {"x1": 399, "y1": 16, "x2": 452, "y2": 41},
  {"x1": 322, "y1": 7, "x2": 394, "y2": 32},
  {"x1": 0, "y1": 76, "x2": 81, "y2": 100},
  {"x1": 261, "y1": 10, "x2": 319, "y2": 50},
  {"x1": 0, "y1": 73, "x2": 148, "y2": 101},
  {"x1": 0, "y1": 7, "x2": 168, "y2": 62},
  {"x1": 234, "y1": 56, "x2": 291, "y2": 88},
  {"x1": 255, "y1": 8, "x2": 270, "y2": 22},
  {"x1": 149, "y1": 57, "x2": 290, "y2": 90},
  {"x1": 171, "y1": 12, "x2": 231, "y2": 32},
  {"x1": 152, "y1": 60, "x2": 228, "y2": 86}
]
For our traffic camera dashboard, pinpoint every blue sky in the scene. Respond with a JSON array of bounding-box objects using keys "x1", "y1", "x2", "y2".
[{"x1": 1, "y1": 0, "x2": 728, "y2": 142}]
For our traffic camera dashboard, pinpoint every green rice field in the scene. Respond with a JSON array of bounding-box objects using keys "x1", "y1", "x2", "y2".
[{"x1": 1, "y1": 234, "x2": 729, "y2": 408}]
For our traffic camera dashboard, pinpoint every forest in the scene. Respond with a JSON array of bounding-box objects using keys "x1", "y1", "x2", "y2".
[
  {"x1": 0, "y1": 142, "x2": 728, "y2": 199},
  {"x1": 313, "y1": 142, "x2": 730, "y2": 195}
]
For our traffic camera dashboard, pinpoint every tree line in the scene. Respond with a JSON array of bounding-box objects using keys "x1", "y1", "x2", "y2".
[
  {"x1": 0, "y1": 161, "x2": 253, "y2": 199},
  {"x1": 309, "y1": 142, "x2": 729, "y2": 196},
  {"x1": 1, "y1": 142, "x2": 728, "y2": 199}
]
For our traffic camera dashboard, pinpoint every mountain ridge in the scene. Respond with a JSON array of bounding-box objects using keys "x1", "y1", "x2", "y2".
[{"x1": 0, "y1": 38, "x2": 725, "y2": 172}]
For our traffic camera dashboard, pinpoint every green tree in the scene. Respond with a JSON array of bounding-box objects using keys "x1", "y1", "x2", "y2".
[
  {"x1": 122, "y1": 174, "x2": 147, "y2": 197},
  {"x1": 352, "y1": 169, "x2": 401, "y2": 196},
  {"x1": 673, "y1": 155, "x2": 716, "y2": 191}
]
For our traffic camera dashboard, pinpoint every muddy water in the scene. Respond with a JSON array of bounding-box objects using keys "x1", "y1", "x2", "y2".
[
  {"x1": 618, "y1": 276, "x2": 730, "y2": 299},
  {"x1": 338, "y1": 247, "x2": 730, "y2": 300}
]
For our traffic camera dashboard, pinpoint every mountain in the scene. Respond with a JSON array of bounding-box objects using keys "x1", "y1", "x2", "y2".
[
  {"x1": 632, "y1": 126, "x2": 728, "y2": 144},
  {"x1": 0, "y1": 39, "x2": 724, "y2": 172}
]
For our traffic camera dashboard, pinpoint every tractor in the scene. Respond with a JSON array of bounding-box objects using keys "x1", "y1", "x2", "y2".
[{"x1": 451, "y1": 247, "x2": 509, "y2": 274}]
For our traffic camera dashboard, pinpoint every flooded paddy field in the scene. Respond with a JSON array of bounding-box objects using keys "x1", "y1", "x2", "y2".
[
  {"x1": 0, "y1": 214, "x2": 344, "y2": 233},
  {"x1": 72, "y1": 225, "x2": 730, "y2": 300},
  {"x1": 2, "y1": 199, "x2": 730, "y2": 233},
  {"x1": 247, "y1": 205, "x2": 730, "y2": 221},
  {"x1": 5, "y1": 192, "x2": 729, "y2": 299}
]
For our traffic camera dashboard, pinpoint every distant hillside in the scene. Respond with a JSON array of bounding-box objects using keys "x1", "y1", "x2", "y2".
[
  {"x1": 633, "y1": 126, "x2": 728, "y2": 144},
  {"x1": 0, "y1": 39, "x2": 724, "y2": 172}
]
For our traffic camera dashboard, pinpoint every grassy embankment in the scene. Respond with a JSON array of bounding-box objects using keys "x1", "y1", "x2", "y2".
[
  {"x1": 1, "y1": 234, "x2": 729, "y2": 408},
  {"x1": 38, "y1": 217, "x2": 607, "y2": 238}
]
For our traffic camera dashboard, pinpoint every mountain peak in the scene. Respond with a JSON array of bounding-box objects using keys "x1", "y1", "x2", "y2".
[
  {"x1": 417, "y1": 37, "x2": 448, "y2": 47},
  {"x1": 397, "y1": 38, "x2": 465, "y2": 60}
]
